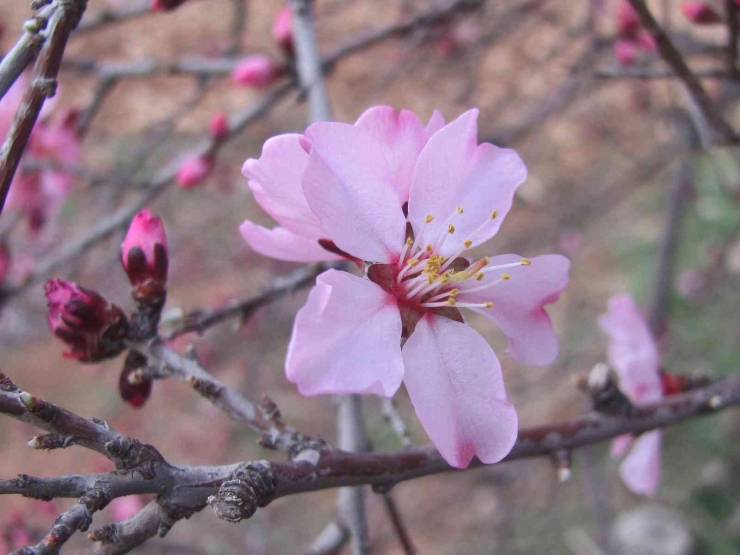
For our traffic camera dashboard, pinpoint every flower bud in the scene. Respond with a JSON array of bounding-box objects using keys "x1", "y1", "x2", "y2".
[
  {"x1": 272, "y1": 7, "x2": 293, "y2": 54},
  {"x1": 45, "y1": 279, "x2": 128, "y2": 362},
  {"x1": 614, "y1": 38, "x2": 637, "y2": 66},
  {"x1": 616, "y1": 1, "x2": 640, "y2": 37},
  {"x1": 176, "y1": 155, "x2": 214, "y2": 189},
  {"x1": 121, "y1": 209, "x2": 168, "y2": 304},
  {"x1": 119, "y1": 351, "x2": 152, "y2": 408},
  {"x1": 681, "y1": 2, "x2": 722, "y2": 24},
  {"x1": 209, "y1": 113, "x2": 229, "y2": 140},
  {"x1": 231, "y1": 55, "x2": 282, "y2": 88},
  {"x1": 0, "y1": 242, "x2": 9, "y2": 286},
  {"x1": 151, "y1": 0, "x2": 189, "y2": 11}
]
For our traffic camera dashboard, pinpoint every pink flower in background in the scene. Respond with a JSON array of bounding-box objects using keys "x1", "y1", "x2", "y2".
[
  {"x1": 241, "y1": 107, "x2": 570, "y2": 467},
  {"x1": 272, "y1": 6, "x2": 293, "y2": 53},
  {"x1": 599, "y1": 294, "x2": 663, "y2": 496},
  {"x1": 0, "y1": 76, "x2": 81, "y2": 234},
  {"x1": 681, "y1": 2, "x2": 722, "y2": 24},
  {"x1": 209, "y1": 112, "x2": 229, "y2": 140},
  {"x1": 613, "y1": 1, "x2": 656, "y2": 66},
  {"x1": 231, "y1": 55, "x2": 283, "y2": 88},
  {"x1": 108, "y1": 495, "x2": 146, "y2": 520},
  {"x1": 176, "y1": 155, "x2": 213, "y2": 189}
]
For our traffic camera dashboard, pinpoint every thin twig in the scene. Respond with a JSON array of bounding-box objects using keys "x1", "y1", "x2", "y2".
[
  {"x1": 381, "y1": 398, "x2": 414, "y2": 448},
  {"x1": 306, "y1": 520, "x2": 349, "y2": 555},
  {"x1": 726, "y1": 0, "x2": 739, "y2": 78},
  {"x1": 380, "y1": 494, "x2": 416, "y2": 555},
  {"x1": 626, "y1": 0, "x2": 736, "y2": 144},
  {"x1": 290, "y1": 0, "x2": 331, "y2": 122},
  {"x1": 75, "y1": 0, "x2": 151, "y2": 34}
]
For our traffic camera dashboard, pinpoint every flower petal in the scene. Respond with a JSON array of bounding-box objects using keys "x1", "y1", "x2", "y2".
[
  {"x1": 242, "y1": 134, "x2": 323, "y2": 238},
  {"x1": 354, "y1": 106, "x2": 429, "y2": 203},
  {"x1": 301, "y1": 122, "x2": 407, "y2": 262},
  {"x1": 402, "y1": 314, "x2": 518, "y2": 468},
  {"x1": 425, "y1": 110, "x2": 446, "y2": 138},
  {"x1": 598, "y1": 294, "x2": 662, "y2": 404},
  {"x1": 464, "y1": 254, "x2": 570, "y2": 366},
  {"x1": 286, "y1": 269, "x2": 404, "y2": 396},
  {"x1": 408, "y1": 109, "x2": 479, "y2": 245},
  {"x1": 619, "y1": 431, "x2": 662, "y2": 496},
  {"x1": 611, "y1": 433, "x2": 634, "y2": 458},
  {"x1": 239, "y1": 220, "x2": 343, "y2": 262}
]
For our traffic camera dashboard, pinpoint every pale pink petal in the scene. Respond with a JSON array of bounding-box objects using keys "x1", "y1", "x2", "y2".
[
  {"x1": 464, "y1": 254, "x2": 570, "y2": 366},
  {"x1": 286, "y1": 269, "x2": 404, "y2": 396},
  {"x1": 354, "y1": 106, "x2": 427, "y2": 203},
  {"x1": 598, "y1": 294, "x2": 662, "y2": 404},
  {"x1": 402, "y1": 314, "x2": 518, "y2": 468},
  {"x1": 408, "y1": 109, "x2": 479, "y2": 245},
  {"x1": 611, "y1": 433, "x2": 634, "y2": 458},
  {"x1": 425, "y1": 110, "x2": 446, "y2": 138},
  {"x1": 239, "y1": 220, "x2": 342, "y2": 262},
  {"x1": 242, "y1": 134, "x2": 324, "y2": 238},
  {"x1": 619, "y1": 431, "x2": 662, "y2": 496},
  {"x1": 301, "y1": 122, "x2": 406, "y2": 262}
]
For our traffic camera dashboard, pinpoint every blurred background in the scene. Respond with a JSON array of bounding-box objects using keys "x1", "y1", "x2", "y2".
[{"x1": 0, "y1": 0, "x2": 739, "y2": 553}]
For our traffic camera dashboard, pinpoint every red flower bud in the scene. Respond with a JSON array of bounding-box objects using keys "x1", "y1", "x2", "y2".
[
  {"x1": 45, "y1": 279, "x2": 128, "y2": 362},
  {"x1": 119, "y1": 351, "x2": 152, "y2": 408},
  {"x1": 176, "y1": 155, "x2": 214, "y2": 189},
  {"x1": 0, "y1": 242, "x2": 9, "y2": 286},
  {"x1": 614, "y1": 38, "x2": 638, "y2": 66},
  {"x1": 231, "y1": 55, "x2": 283, "y2": 88},
  {"x1": 272, "y1": 7, "x2": 294, "y2": 54},
  {"x1": 209, "y1": 113, "x2": 229, "y2": 140},
  {"x1": 616, "y1": 1, "x2": 640, "y2": 37},
  {"x1": 151, "y1": 0, "x2": 189, "y2": 11},
  {"x1": 121, "y1": 209, "x2": 168, "y2": 304},
  {"x1": 661, "y1": 372, "x2": 689, "y2": 396},
  {"x1": 681, "y1": 2, "x2": 722, "y2": 24}
]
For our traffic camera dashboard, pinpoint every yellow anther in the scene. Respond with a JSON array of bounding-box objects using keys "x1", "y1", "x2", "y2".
[
  {"x1": 448, "y1": 288, "x2": 460, "y2": 298},
  {"x1": 484, "y1": 301, "x2": 494, "y2": 309},
  {"x1": 520, "y1": 258, "x2": 531, "y2": 266},
  {"x1": 501, "y1": 273, "x2": 511, "y2": 280},
  {"x1": 447, "y1": 298, "x2": 457, "y2": 306},
  {"x1": 405, "y1": 237, "x2": 413, "y2": 246},
  {"x1": 447, "y1": 224, "x2": 455, "y2": 234},
  {"x1": 439, "y1": 274, "x2": 450, "y2": 285},
  {"x1": 456, "y1": 206, "x2": 464, "y2": 214},
  {"x1": 463, "y1": 239, "x2": 473, "y2": 248},
  {"x1": 475, "y1": 273, "x2": 484, "y2": 281},
  {"x1": 425, "y1": 244, "x2": 433, "y2": 252},
  {"x1": 408, "y1": 258, "x2": 419, "y2": 267},
  {"x1": 425, "y1": 214, "x2": 435, "y2": 223},
  {"x1": 491, "y1": 209, "x2": 499, "y2": 219},
  {"x1": 427, "y1": 274, "x2": 438, "y2": 285}
]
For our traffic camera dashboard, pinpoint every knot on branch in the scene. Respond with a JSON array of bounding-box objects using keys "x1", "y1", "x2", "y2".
[
  {"x1": 579, "y1": 363, "x2": 633, "y2": 415},
  {"x1": 79, "y1": 482, "x2": 112, "y2": 512},
  {"x1": 105, "y1": 437, "x2": 167, "y2": 477},
  {"x1": 15, "y1": 474, "x2": 53, "y2": 501},
  {"x1": 28, "y1": 433, "x2": 70, "y2": 450},
  {"x1": 87, "y1": 523, "x2": 118, "y2": 545},
  {"x1": 0, "y1": 373, "x2": 20, "y2": 392},
  {"x1": 207, "y1": 462, "x2": 276, "y2": 523}
]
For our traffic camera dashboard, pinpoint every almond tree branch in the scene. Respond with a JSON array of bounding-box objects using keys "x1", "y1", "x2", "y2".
[
  {"x1": 726, "y1": 0, "x2": 739, "y2": 78},
  {"x1": 0, "y1": 0, "x2": 88, "y2": 217},
  {"x1": 626, "y1": 0, "x2": 737, "y2": 144},
  {"x1": 75, "y1": 0, "x2": 150, "y2": 34}
]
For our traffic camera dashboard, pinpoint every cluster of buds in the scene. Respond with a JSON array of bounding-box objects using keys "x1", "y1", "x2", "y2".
[
  {"x1": 45, "y1": 209, "x2": 170, "y2": 408},
  {"x1": 613, "y1": 0, "x2": 657, "y2": 66},
  {"x1": 45, "y1": 279, "x2": 128, "y2": 362}
]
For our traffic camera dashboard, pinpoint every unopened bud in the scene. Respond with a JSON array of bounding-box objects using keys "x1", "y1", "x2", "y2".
[
  {"x1": 151, "y1": 0, "x2": 189, "y2": 11},
  {"x1": 681, "y1": 2, "x2": 722, "y2": 24},
  {"x1": 616, "y1": 0, "x2": 640, "y2": 37},
  {"x1": 272, "y1": 7, "x2": 293, "y2": 54},
  {"x1": 44, "y1": 279, "x2": 128, "y2": 362},
  {"x1": 209, "y1": 113, "x2": 229, "y2": 140},
  {"x1": 121, "y1": 209, "x2": 168, "y2": 305},
  {"x1": 119, "y1": 351, "x2": 152, "y2": 408},
  {"x1": 176, "y1": 155, "x2": 213, "y2": 189},
  {"x1": 231, "y1": 55, "x2": 283, "y2": 88},
  {"x1": 614, "y1": 38, "x2": 637, "y2": 66}
]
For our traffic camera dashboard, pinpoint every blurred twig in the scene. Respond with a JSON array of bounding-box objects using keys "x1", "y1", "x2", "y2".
[{"x1": 75, "y1": 0, "x2": 151, "y2": 33}]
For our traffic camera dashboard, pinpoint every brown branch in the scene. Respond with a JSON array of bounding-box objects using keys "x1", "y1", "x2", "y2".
[
  {"x1": 626, "y1": 0, "x2": 736, "y2": 144},
  {"x1": 0, "y1": 0, "x2": 88, "y2": 217},
  {"x1": 381, "y1": 398, "x2": 414, "y2": 449},
  {"x1": 727, "y1": 0, "x2": 739, "y2": 78},
  {"x1": 164, "y1": 263, "x2": 326, "y2": 340},
  {"x1": 291, "y1": 0, "x2": 331, "y2": 122},
  {"x1": 380, "y1": 494, "x2": 416, "y2": 555},
  {"x1": 74, "y1": 0, "x2": 151, "y2": 34},
  {"x1": 595, "y1": 67, "x2": 730, "y2": 80}
]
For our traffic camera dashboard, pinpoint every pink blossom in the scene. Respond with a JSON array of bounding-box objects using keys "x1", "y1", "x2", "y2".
[
  {"x1": 176, "y1": 155, "x2": 213, "y2": 189},
  {"x1": 209, "y1": 112, "x2": 229, "y2": 140},
  {"x1": 681, "y1": 2, "x2": 722, "y2": 24},
  {"x1": 614, "y1": 38, "x2": 638, "y2": 66},
  {"x1": 272, "y1": 7, "x2": 293, "y2": 53},
  {"x1": 45, "y1": 279, "x2": 128, "y2": 362},
  {"x1": 1, "y1": 77, "x2": 80, "y2": 234},
  {"x1": 241, "y1": 107, "x2": 570, "y2": 468},
  {"x1": 599, "y1": 294, "x2": 663, "y2": 496},
  {"x1": 231, "y1": 55, "x2": 282, "y2": 88},
  {"x1": 616, "y1": 0, "x2": 640, "y2": 37},
  {"x1": 109, "y1": 495, "x2": 146, "y2": 520}
]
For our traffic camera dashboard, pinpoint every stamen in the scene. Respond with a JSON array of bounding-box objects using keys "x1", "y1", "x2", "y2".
[
  {"x1": 397, "y1": 237, "x2": 414, "y2": 267},
  {"x1": 456, "y1": 206, "x2": 464, "y2": 214},
  {"x1": 491, "y1": 209, "x2": 498, "y2": 219},
  {"x1": 447, "y1": 224, "x2": 455, "y2": 234},
  {"x1": 520, "y1": 258, "x2": 531, "y2": 266},
  {"x1": 501, "y1": 273, "x2": 511, "y2": 280},
  {"x1": 464, "y1": 240, "x2": 472, "y2": 248},
  {"x1": 425, "y1": 214, "x2": 435, "y2": 223}
]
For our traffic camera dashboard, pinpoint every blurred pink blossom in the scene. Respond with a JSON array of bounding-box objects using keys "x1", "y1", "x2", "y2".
[
  {"x1": 558, "y1": 231, "x2": 585, "y2": 255},
  {"x1": 176, "y1": 155, "x2": 213, "y2": 189},
  {"x1": 109, "y1": 495, "x2": 146, "y2": 520},
  {"x1": 616, "y1": 0, "x2": 640, "y2": 36},
  {"x1": 613, "y1": 1, "x2": 656, "y2": 66},
  {"x1": 209, "y1": 112, "x2": 229, "y2": 140},
  {"x1": 272, "y1": 6, "x2": 293, "y2": 53},
  {"x1": 231, "y1": 55, "x2": 283, "y2": 88},
  {"x1": 681, "y1": 2, "x2": 722, "y2": 24},
  {"x1": 1, "y1": 76, "x2": 80, "y2": 235},
  {"x1": 241, "y1": 106, "x2": 570, "y2": 468},
  {"x1": 599, "y1": 294, "x2": 663, "y2": 496}
]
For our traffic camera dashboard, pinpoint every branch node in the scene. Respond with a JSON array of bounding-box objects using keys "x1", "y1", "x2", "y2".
[
  {"x1": 583, "y1": 363, "x2": 633, "y2": 415},
  {"x1": 19, "y1": 391, "x2": 38, "y2": 411},
  {"x1": 27, "y1": 433, "x2": 70, "y2": 450},
  {"x1": 550, "y1": 449, "x2": 572, "y2": 483},
  {"x1": 207, "y1": 461, "x2": 276, "y2": 523}
]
